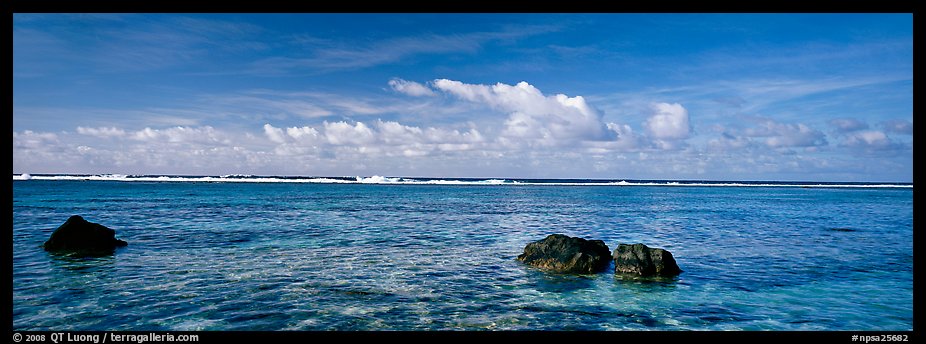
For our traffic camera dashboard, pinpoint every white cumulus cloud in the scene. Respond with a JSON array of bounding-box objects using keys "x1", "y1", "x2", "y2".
[
  {"x1": 644, "y1": 102, "x2": 691, "y2": 150},
  {"x1": 14, "y1": 130, "x2": 74, "y2": 173},
  {"x1": 323, "y1": 121, "x2": 377, "y2": 146},
  {"x1": 881, "y1": 119, "x2": 913, "y2": 135},
  {"x1": 376, "y1": 120, "x2": 425, "y2": 145},
  {"x1": 263, "y1": 123, "x2": 287, "y2": 143},
  {"x1": 15, "y1": 126, "x2": 262, "y2": 174},
  {"x1": 840, "y1": 130, "x2": 905, "y2": 153},
  {"x1": 375, "y1": 120, "x2": 483, "y2": 145},
  {"x1": 743, "y1": 120, "x2": 827, "y2": 148},
  {"x1": 431, "y1": 79, "x2": 617, "y2": 144},
  {"x1": 13, "y1": 130, "x2": 59, "y2": 149},
  {"x1": 707, "y1": 131, "x2": 752, "y2": 151},
  {"x1": 844, "y1": 130, "x2": 889, "y2": 146},
  {"x1": 130, "y1": 126, "x2": 230, "y2": 145},
  {"x1": 828, "y1": 118, "x2": 869, "y2": 133},
  {"x1": 76, "y1": 126, "x2": 127, "y2": 138},
  {"x1": 388, "y1": 78, "x2": 435, "y2": 97},
  {"x1": 263, "y1": 120, "x2": 485, "y2": 151},
  {"x1": 286, "y1": 126, "x2": 321, "y2": 142}
]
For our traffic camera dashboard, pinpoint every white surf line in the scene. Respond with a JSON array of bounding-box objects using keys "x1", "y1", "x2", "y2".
[{"x1": 12, "y1": 174, "x2": 912, "y2": 188}]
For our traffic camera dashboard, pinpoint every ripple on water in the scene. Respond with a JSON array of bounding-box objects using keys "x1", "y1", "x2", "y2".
[{"x1": 12, "y1": 182, "x2": 913, "y2": 330}]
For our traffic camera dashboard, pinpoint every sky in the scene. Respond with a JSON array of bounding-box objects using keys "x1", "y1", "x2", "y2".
[{"x1": 12, "y1": 13, "x2": 913, "y2": 182}]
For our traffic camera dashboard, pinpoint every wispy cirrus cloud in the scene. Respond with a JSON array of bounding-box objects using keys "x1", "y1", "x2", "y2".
[
  {"x1": 14, "y1": 106, "x2": 206, "y2": 132},
  {"x1": 13, "y1": 87, "x2": 460, "y2": 135},
  {"x1": 13, "y1": 14, "x2": 268, "y2": 74},
  {"x1": 12, "y1": 27, "x2": 73, "y2": 77},
  {"x1": 96, "y1": 16, "x2": 268, "y2": 71},
  {"x1": 679, "y1": 38, "x2": 912, "y2": 79},
  {"x1": 388, "y1": 78, "x2": 435, "y2": 97},
  {"x1": 247, "y1": 25, "x2": 560, "y2": 74},
  {"x1": 211, "y1": 89, "x2": 441, "y2": 119}
]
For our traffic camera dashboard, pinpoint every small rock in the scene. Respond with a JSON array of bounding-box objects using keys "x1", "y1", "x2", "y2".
[
  {"x1": 517, "y1": 234, "x2": 611, "y2": 274},
  {"x1": 43, "y1": 215, "x2": 128, "y2": 253},
  {"x1": 613, "y1": 243, "x2": 681, "y2": 277}
]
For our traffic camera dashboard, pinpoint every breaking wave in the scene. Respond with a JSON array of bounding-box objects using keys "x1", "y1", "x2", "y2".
[{"x1": 10, "y1": 174, "x2": 912, "y2": 188}]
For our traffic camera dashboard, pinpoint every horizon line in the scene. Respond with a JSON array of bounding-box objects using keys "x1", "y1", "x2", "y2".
[{"x1": 11, "y1": 173, "x2": 914, "y2": 186}]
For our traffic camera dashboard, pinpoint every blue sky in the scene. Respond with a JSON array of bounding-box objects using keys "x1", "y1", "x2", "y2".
[{"x1": 13, "y1": 14, "x2": 913, "y2": 181}]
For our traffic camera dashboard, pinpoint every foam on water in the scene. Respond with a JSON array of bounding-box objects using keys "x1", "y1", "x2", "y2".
[{"x1": 11, "y1": 174, "x2": 912, "y2": 188}]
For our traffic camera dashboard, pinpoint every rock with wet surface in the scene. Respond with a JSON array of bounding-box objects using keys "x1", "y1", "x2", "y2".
[
  {"x1": 612, "y1": 243, "x2": 681, "y2": 277},
  {"x1": 516, "y1": 234, "x2": 611, "y2": 274},
  {"x1": 43, "y1": 215, "x2": 128, "y2": 253}
]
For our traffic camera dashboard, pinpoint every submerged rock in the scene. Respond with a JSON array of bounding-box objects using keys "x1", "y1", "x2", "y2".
[
  {"x1": 516, "y1": 234, "x2": 611, "y2": 274},
  {"x1": 43, "y1": 215, "x2": 128, "y2": 253},
  {"x1": 613, "y1": 243, "x2": 681, "y2": 277}
]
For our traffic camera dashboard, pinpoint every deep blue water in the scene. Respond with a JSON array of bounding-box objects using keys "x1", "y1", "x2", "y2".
[{"x1": 12, "y1": 180, "x2": 913, "y2": 330}]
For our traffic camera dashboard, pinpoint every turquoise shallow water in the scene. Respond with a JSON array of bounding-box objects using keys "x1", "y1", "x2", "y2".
[{"x1": 12, "y1": 180, "x2": 913, "y2": 330}]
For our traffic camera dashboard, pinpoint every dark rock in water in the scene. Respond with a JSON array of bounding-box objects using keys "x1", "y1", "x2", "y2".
[
  {"x1": 516, "y1": 234, "x2": 611, "y2": 274},
  {"x1": 613, "y1": 243, "x2": 681, "y2": 277},
  {"x1": 43, "y1": 215, "x2": 127, "y2": 253}
]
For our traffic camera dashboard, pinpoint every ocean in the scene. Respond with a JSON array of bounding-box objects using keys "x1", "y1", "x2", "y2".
[{"x1": 11, "y1": 175, "x2": 914, "y2": 331}]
